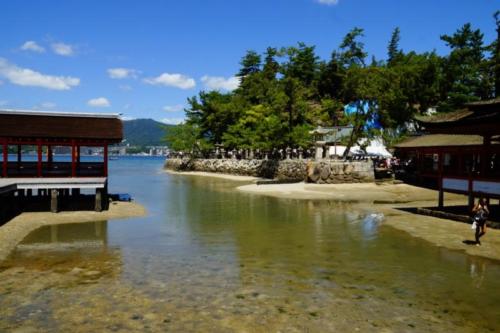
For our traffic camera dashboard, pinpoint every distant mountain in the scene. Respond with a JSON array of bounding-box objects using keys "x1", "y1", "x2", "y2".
[{"x1": 122, "y1": 119, "x2": 173, "y2": 147}]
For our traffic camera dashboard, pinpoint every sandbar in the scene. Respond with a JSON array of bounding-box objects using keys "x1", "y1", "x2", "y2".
[
  {"x1": 238, "y1": 182, "x2": 464, "y2": 203},
  {"x1": 0, "y1": 201, "x2": 146, "y2": 262}
]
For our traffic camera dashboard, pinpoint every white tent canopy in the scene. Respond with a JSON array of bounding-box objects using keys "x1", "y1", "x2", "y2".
[{"x1": 328, "y1": 137, "x2": 392, "y2": 158}]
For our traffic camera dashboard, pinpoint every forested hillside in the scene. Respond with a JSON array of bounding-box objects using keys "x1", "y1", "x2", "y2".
[{"x1": 123, "y1": 119, "x2": 173, "y2": 147}]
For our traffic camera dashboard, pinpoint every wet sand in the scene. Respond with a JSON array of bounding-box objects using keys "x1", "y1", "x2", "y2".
[
  {"x1": 380, "y1": 205, "x2": 500, "y2": 261},
  {"x1": 236, "y1": 181, "x2": 500, "y2": 261},
  {"x1": 238, "y1": 181, "x2": 453, "y2": 203},
  {"x1": 0, "y1": 201, "x2": 146, "y2": 262}
]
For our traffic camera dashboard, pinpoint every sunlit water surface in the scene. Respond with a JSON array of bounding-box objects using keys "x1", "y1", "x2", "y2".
[{"x1": 1, "y1": 157, "x2": 499, "y2": 332}]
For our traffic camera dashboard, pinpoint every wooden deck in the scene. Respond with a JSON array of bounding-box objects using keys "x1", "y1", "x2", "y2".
[{"x1": 0, "y1": 177, "x2": 107, "y2": 194}]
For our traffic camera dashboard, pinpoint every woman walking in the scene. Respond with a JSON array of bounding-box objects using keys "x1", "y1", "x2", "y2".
[{"x1": 472, "y1": 197, "x2": 489, "y2": 246}]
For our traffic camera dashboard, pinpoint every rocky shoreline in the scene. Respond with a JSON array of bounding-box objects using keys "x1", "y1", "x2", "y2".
[{"x1": 164, "y1": 158, "x2": 374, "y2": 184}]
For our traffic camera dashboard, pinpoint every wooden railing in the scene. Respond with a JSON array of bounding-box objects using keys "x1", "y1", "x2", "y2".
[{"x1": 3, "y1": 162, "x2": 105, "y2": 178}]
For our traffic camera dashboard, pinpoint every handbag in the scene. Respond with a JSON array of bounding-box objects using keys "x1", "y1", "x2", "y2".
[{"x1": 471, "y1": 221, "x2": 477, "y2": 230}]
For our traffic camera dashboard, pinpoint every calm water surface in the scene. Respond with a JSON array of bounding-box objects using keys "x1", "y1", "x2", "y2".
[{"x1": 1, "y1": 157, "x2": 499, "y2": 332}]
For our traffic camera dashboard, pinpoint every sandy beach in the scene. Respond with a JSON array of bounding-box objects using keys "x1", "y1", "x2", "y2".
[
  {"x1": 0, "y1": 201, "x2": 146, "y2": 262},
  {"x1": 238, "y1": 181, "x2": 459, "y2": 203}
]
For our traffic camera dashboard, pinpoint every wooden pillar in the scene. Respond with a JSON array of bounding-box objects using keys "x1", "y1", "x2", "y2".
[
  {"x1": 95, "y1": 182, "x2": 108, "y2": 212},
  {"x1": 468, "y1": 177, "x2": 474, "y2": 210},
  {"x1": 483, "y1": 136, "x2": 491, "y2": 178},
  {"x1": 71, "y1": 140, "x2": 76, "y2": 177},
  {"x1": 2, "y1": 140, "x2": 7, "y2": 177},
  {"x1": 50, "y1": 189, "x2": 59, "y2": 213},
  {"x1": 95, "y1": 188, "x2": 103, "y2": 212},
  {"x1": 103, "y1": 144, "x2": 108, "y2": 177},
  {"x1": 438, "y1": 188, "x2": 444, "y2": 208},
  {"x1": 77, "y1": 145, "x2": 81, "y2": 169},
  {"x1": 47, "y1": 145, "x2": 53, "y2": 165},
  {"x1": 438, "y1": 153, "x2": 444, "y2": 208},
  {"x1": 103, "y1": 181, "x2": 108, "y2": 210},
  {"x1": 37, "y1": 140, "x2": 42, "y2": 177},
  {"x1": 458, "y1": 153, "x2": 464, "y2": 176}
]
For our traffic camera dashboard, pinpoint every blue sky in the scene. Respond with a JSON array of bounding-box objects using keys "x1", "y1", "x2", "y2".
[{"x1": 0, "y1": 0, "x2": 498, "y2": 124}]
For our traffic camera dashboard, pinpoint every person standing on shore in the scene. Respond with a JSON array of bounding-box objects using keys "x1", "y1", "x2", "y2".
[{"x1": 472, "y1": 197, "x2": 489, "y2": 246}]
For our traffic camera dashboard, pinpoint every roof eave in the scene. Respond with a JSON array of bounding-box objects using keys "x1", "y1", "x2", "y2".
[{"x1": 0, "y1": 109, "x2": 122, "y2": 119}]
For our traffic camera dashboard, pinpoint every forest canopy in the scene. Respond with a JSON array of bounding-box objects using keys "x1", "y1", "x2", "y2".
[{"x1": 167, "y1": 13, "x2": 500, "y2": 156}]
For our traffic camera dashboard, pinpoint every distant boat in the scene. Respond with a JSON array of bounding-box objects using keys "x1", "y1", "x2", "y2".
[{"x1": 109, "y1": 156, "x2": 119, "y2": 160}]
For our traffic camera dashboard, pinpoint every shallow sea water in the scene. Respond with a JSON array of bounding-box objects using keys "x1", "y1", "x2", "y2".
[{"x1": 1, "y1": 157, "x2": 499, "y2": 332}]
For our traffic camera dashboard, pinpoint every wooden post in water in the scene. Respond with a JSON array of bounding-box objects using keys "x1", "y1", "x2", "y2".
[
  {"x1": 95, "y1": 188, "x2": 103, "y2": 212},
  {"x1": 103, "y1": 144, "x2": 108, "y2": 177},
  {"x1": 50, "y1": 189, "x2": 59, "y2": 213}
]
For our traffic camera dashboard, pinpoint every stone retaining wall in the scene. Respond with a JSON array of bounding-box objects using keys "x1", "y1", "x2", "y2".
[{"x1": 165, "y1": 158, "x2": 374, "y2": 183}]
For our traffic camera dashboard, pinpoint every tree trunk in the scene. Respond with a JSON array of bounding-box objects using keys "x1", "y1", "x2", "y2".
[{"x1": 342, "y1": 107, "x2": 362, "y2": 159}]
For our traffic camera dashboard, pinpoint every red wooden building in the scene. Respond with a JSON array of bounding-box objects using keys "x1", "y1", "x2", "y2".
[
  {"x1": 0, "y1": 110, "x2": 122, "y2": 213},
  {"x1": 395, "y1": 99, "x2": 500, "y2": 208},
  {"x1": 0, "y1": 110, "x2": 122, "y2": 178}
]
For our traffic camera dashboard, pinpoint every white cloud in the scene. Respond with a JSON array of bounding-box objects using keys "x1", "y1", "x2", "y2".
[
  {"x1": 119, "y1": 84, "x2": 132, "y2": 91},
  {"x1": 161, "y1": 118, "x2": 185, "y2": 125},
  {"x1": 0, "y1": 58, "x2": 80, "y2": 90},
  {"x1": 107, "y1": 68, "x2": 139, "y2": 79},
  {"x1": 39, "y1": 101, "x2": 57, "y2": 109},
  {"x1": 316, "y1": 0, "x2": 339, "y2": 5},
  {"x1": 201, "y1": 75, "x2": 240, "y2": 91},
  {"x1": 51, "y1": 42, "x2": 74, "y2": 56},
  {"x1": 21, "y1": 41, "x2": 45, "y2": 53},
  {"x1": 120, "y1": 115, "x2": 136, "y2": 121},
  {"x1": 87, "y1": 97, "x2": 110, "y2": 107},
  {"x1": 163, "y1": 104, "x2": 184, "y2": 112},
  {"x1": 144, "y1": 73, "x2": 195, "y2": 89}
]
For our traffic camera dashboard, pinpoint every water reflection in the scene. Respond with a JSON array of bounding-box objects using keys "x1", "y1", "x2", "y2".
[
  {"x1": 1, "y1": 159, "x2": 500, "y2": 332},
  {"x1": 3, "y1": 221, "x2": 122, "y2": 276},
  {"x1": 18, "y1": 221, "x2": 108, "y2": 251}
]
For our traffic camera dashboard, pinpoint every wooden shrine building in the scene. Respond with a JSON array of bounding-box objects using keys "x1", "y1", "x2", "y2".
[
  {"x1": 395, "y1": 98, "x2": 500, "y2": 208},
  {"x1": 0, "y1": 110, "x2": 123, "y2": 214}
]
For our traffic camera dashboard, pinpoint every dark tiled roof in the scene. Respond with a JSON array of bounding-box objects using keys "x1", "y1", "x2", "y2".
[
  {"x1": 395, "y1": 134, "x2": 484, "y2": 148},
  {"x1": 0, "y1": 111, "x2": 123, "y2": 142},
  {"x1": 465, "y1": 97, "x2": 500, "y2": 107},
  {"x1": 415, "y1": 109, "x2": 473, "y2": 123}
]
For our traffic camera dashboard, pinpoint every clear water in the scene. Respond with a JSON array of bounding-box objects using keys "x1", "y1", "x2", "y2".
[{"x1": 0, "y1": 157, "x2": 499, "y2": 332}]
